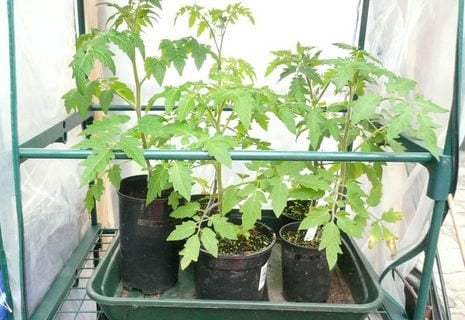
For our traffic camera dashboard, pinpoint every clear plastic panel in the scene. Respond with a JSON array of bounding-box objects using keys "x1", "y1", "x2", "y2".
[
  {"x1": 360, "y1": 0, "x2": 458, "y2": 304},
  {"x1": 0, "y1": 0, "x2": 90, "y2": 318}
]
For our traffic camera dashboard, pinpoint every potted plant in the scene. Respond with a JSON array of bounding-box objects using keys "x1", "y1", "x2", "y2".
[
  {"x1": 155, "y1": 3, "x2": 282, "y2": 300},
  {"x1": 265, "y1": 43, "x2": 445, "y2": 302},
  {"x1": 62, "y1": 0, "x2": 211, "y2": 294}
]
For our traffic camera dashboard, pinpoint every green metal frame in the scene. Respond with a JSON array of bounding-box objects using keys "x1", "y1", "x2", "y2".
[{"x1": 4, "y1": 0, "x2": 463, "y2": 319}]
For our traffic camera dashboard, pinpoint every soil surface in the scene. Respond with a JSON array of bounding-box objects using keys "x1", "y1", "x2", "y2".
[{"x1": 218, "y1": 227, "x2": 272, "y2": 255}]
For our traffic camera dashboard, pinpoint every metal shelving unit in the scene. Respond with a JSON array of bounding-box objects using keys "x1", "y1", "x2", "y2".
[{"x1": 4, "y1": 0, "x2": 463, "y2": 319}]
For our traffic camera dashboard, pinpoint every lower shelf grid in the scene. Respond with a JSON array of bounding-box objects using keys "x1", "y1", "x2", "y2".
[{"x1": 52, "y1": 229, "x2": 117, "y2": 320}]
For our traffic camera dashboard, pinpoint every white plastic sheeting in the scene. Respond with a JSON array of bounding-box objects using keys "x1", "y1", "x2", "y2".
[
  {"x1": 0, "y1": 0, "x2": 461, "y2": 319},
  {"x1": 0, "y1": 1, "x2": 91, "y2": 318},
  {"x1": 360, "y1": 0, "x2": 459, "y2": 306}
]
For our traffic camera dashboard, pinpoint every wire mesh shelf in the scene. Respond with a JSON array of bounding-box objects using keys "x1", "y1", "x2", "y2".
[{"x1": 51, "y1": 229, "x2": 117, "y2": 320}]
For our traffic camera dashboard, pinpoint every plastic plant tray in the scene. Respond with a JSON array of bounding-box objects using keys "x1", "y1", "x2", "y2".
[{"x1": 87, "y1": 229, "x2": 383, "y2": 320}]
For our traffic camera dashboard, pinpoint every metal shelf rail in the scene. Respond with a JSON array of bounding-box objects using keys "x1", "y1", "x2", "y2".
[{"x1": 4, "y1": 0, "x2": 463, "y2": 320}]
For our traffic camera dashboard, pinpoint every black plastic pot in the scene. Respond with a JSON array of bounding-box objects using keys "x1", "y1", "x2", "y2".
[
  {"x1": 279, "y1": 222, "x2": 330, "y2": 302},
  {"x1": 194, "y1": 222, "x2": 276, "y2": 300},
  {"x1": 118, "y1": 175, "x2": 179, "y2": 294},
  {"x1": 279, "y1": 199, "x2": 314, "y2": 227}
]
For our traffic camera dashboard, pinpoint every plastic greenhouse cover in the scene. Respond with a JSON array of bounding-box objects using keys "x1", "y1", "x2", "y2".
[
  {"x1": 361, "y1": 0, "x2": 459, "y2": 306},
  {"x1": 0, "y1": 0, "x2": 462, "y2": 319},
  {"x1": 0, "y1": 0, "x2": 91, "y2": 318}
]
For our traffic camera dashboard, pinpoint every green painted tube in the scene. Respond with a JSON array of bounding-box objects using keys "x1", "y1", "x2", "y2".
[
  {"x1": 7, "y1": 0, "x2": 28, "y2": 318},
  {"x1": 19, "y1": 148, "x2": 434, "y2": 163},
  {"x1": 413, "y1": 200, "x2": 446, "y2": 320}
]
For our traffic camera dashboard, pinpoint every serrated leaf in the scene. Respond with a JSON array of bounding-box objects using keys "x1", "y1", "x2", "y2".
[
  {"x1": 335, "y1": 211, "x2": 365, "y2": 238},
  {"x1": 84, "y1": 178, "x2": 105, "y2": 211},
  {"x1": 386, "y1": 76, "x2": 416, "y2": 95},
  {"x1": 160, "y1": 39, "x2": 188, "y2": 75},
  {"x1": 222, "y1": 185, "x2": 241, "y2": 215},
  {"x1": 240, "y1": 190, "x2": 266, "y2": 231},
  {"x1": 108, "y1": 78, "x2": 135, "y2": 105},
  {"x1": 171, "y1": 202, "x2": 201, "y2": 219},
  {"x1": 305, "y1": 108, "x2": 327, "y2": 150},
  {"x1": 98, "y1": 90, "x2": 114, "y2": 114},
  {"x1": 319, "y1": 222, "x2": 342, "y2": 270},
  {"x1": 145, "y1": 56, "x2": 167, "y2": 86},
  {"x1": 80, "y1": 149, "x2": 114, "y2": 186},
  {"x1": 276, "y1": 105, "x2": 296, "y2": 134},
  {"x1": 381, "y1": 208, "x2": 404, "y2": 223},
  {"x1": 116, "y1": 135, "x2": 146, "y2": 168},
  {"x1": 350, "y1": 92, "x2": 381, "y2": 124},
  {"x1": 177, "y1": 94, "x2": 195, "y2": 121},
  {"x1": 233, "y1": 93, "x2": 254, "y2": 130},
  {"x1": 289, "y1": 187, "x2": 325, "y2": 200},
  {"x1": 146, "y1": 165, "x2": 169, "y2": 204},
  {"x1": 179, "y1": 235, "x2": 201, "y2": 269},
  {"x1": 288, "y1": 76, "x2": 307, "y2": 102},
  {"x1": 62, "y1": 88, "x2": 93, "y2": 117},
  {"x1": 271, "y1": 182, "x2": 288, "y2": 216},
  {"x1": 201, "y1": 227, "x2": 219, "y2": 257},
  {"x1": 107, "y1": 165, "x2": 121, "y2": 189},
  {"x1": 204, "y1": 135, "x2": 233, "y2": 167},
  {"x1": 294, "y1": 174, "x2": 329, "y2": 190},
  {"x1": 189, "y1": 37, "x2": 209, "y2": 69},
  {"x1": 417, "y1": 113, "x2": 440, "y2": 159},
  {"x1": 168, "y1": 162, "x2": 193, "y2": 201},
  {"x1": 299, "y1": 206, "x2": 330, "y2": 229},
  {"x1": 167, "y1": 220, "x2": 197, "y2": 241},
  {"x1": 211, "y1": 214, "x2": 238, "y2": 240}
]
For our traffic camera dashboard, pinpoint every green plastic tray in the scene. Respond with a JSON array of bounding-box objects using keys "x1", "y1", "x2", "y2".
[{"x1": 87, "y1": 228, "x2": 383, "y2": 320}]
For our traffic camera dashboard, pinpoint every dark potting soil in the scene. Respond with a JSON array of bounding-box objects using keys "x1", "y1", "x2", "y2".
[
  {"x1": 281, "y1": 229, "x2": 319, "y2": 249},
  {"x1": 282, "y1": 200, "x2": 314, "y2": 220},
  {"x1": 217, "y1": 228, "x2": 272, "y2": 255}
]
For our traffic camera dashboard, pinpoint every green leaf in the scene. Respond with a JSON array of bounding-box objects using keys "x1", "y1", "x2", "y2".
[
  {"x1": 115, "y1": 135, "x2": 146, "y2": 168},
  {"x1": 167, "y1": 220, "x2": 197, "y2": 241},
  {"x1": 276, "y1": 104, "x2": 296, "y2": 134},
  {"x1": 336, "y1": 211, "x2": 365, "y2": 238},
  {"x1": 84, "y1": 178, "x2": 105, "y2": 211},
  {"x1": 204, "y1": 135, "x2": 233, "y2": 167},
  {"x1": 177, "y1": 94, "x2": 195, "y2": 121},
  {"x1": 145, "y1": 56, "x2": 167, "y2": 86},
  {"x1": 201, "y1": 227, "x2": 219, "y2": 258},
  {"x1": 171, "y1": 202, "x2": 201, "y2": 219},
  {"x1": 305, "y1": 108, "x2": 327, "y2": 150},
  {"x1": 289, "y1": 187, "x2": 325, "y2": 200},
  {"x1": 98, "y1": 90, "x2": 114, "y2": 113},
  {"x1": 160, "y1": 39, "x2": 188, "y2": 75},
  {"x1": 381, "y1": 208, "x2": 404, "y2": 223},
  {"x1": 62, "y1": 88, "x2": 93, "y2": 117},
  {"x1": 107, "y1": 165, "x2": 121, "y2": 190},
  {"x1": 386, "y1": 76, "x2": 416, "y2": 95},
  {"x1": 146, "y1": 165, "x2": 169, "y2": 204},
  {"x1": 108, "y1": 78, "x2": 135, "y2": 105},
  {"x1": 319, "y1": 222, "x2": 342, "y2": 270},
  {"x1": 299, "y1": 207, "x2": 330, "y2": 229},
  {"x1": 288, "y1": 76, "x2": 307, "y2": 102},
  {"x1": 240, "y1": 190, "x2": 266, "y2": 230},
  {"x1": 189, "y1": 37, "x2": 209, "y2": 70},
  {"x1": 294, "y1": 174, "x2": 329, "y2": 190},
  {"x1": 233, "y1": 92, "x2": 254, "y2": 130},
  {"x1": 350, "y1": 92, "x2": 381, "y2": 124},
  {"x1": 222, "y1": 185, "x2": 241, "y2": 215},
  {"x1": 168, "y1": 162, "x2": 193, "y2": 201},
  {"x1": 270, "y1": 182, "x2": 288, "y2": 216},
  {"x1": 179, "y1": 235, "x2": 201, "y2": 269},
  {"x1": 417, "y1": 112, "x2": 440, "y2": 159},
  {"x1": 80, "y1": 149, "x2": 114, "y2": 186},
  {"x1": 211, "y1": 214, "x2": 238, "y2": 240}
]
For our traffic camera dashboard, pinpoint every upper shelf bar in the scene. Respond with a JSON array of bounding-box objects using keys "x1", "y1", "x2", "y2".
[{"x1": 19, "y1": 148, "x2": 434, "y2": 163}]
